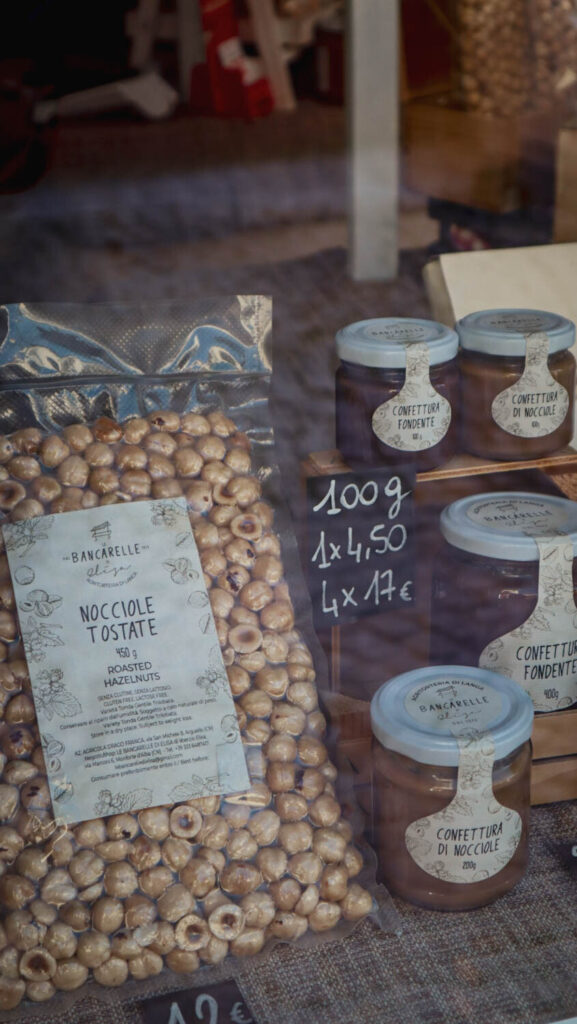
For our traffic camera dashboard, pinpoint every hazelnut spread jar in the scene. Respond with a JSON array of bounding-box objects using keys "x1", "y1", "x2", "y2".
[
  {"x1": 371, "y1": 665, "x2": 533, "y2": 911},
  {"x1": 458, "y1": 308, "x2": 576, "y2": 460},
  {"x1": 335, "y1": 317, "x2": 459, "y2": 470},
  {"x1": 431, "y1": 492, "x2": 577, "y2": 713}
]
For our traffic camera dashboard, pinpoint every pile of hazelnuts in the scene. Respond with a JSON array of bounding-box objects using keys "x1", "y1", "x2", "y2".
[
  {"x1": 457, "y1": 0, "x2": 577, "y2": 118},
  {"x1": 0, "y1": 410, "x2": 373, "y2": 1010}
]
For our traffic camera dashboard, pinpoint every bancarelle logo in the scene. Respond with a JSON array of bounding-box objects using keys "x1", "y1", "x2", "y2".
[
  {"x1": 67, "y1": 521, "x2": 140, "y2": 588},
  {"x1": 368, "y1": 325, "x2": 428, "y2": 341}
]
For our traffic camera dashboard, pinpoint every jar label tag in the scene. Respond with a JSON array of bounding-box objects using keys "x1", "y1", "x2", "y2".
[
  {"x1": 371, "y1": 343, "x2": 452, "y2": 451},
  {"x1": 491, "y1": 331, "x2": 570, "y2": 437},
  {"x1": 405, "y1": 732, "x2": 522, "y2": 884},
  {"x1": 480, "y1": 534, "x2": 577, "y2": 712}
]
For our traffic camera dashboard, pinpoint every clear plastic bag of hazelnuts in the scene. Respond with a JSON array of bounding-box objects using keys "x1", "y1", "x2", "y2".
[{"x1": 0, "y1": 300, "x2": 390, "y2": 1014}]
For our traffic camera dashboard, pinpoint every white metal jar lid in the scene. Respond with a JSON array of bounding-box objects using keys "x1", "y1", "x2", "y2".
[
  {"x1": 335, "y1": 317, "x2": 459, "y2": 369},
  {"x1": 440, "y1": 491, "x2": 577, "y2": 561},
  {"x1": 370, "y1": 665, "x2": 534, "y2": 767},
  {"x1": 457, "y1": 308, "x2": 575, "y2": 357}
]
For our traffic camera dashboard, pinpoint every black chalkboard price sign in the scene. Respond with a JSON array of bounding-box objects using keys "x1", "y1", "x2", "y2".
[
  {"x1": 306, "y1": 466, "x2": 415, "y2": 629},
  {"x1": 137, "y1": 979, "x2": 256, "y2": 1024}
]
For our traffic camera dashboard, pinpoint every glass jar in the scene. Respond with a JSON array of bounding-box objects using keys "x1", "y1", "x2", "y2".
[
  {"x1": 457, "y1": 308, "x2": 576, "y2": 460},
  {"x1": 371, "y1": 665, "x2": 533, "y2": 911},
  {"x1": 431, "y1": 492, "x2": 577, "y2": 713},
  {"x1": 335, "y1": 317, "x2": 459, "y2": 471}
]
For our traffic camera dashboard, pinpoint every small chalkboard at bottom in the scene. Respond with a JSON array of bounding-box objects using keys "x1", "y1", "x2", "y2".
[{"x1": 137, "y1": 979, "x2": 256, "y2": 1024}]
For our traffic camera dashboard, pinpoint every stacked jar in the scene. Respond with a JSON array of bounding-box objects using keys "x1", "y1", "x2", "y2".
[
  {"x1": 371, "y1": 665, "x2": 534, "y2": 910},
  {"x1": 335, "y1": 317, "x2": 459, "y2": 471},
  {"x1": 457, "y1": 308, "x2": 576, "y2": 461}
]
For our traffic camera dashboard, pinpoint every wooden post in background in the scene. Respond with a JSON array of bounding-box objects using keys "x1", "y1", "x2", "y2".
[{"x1": 347, "y1": 0, "x2": 399, "y2": 281}]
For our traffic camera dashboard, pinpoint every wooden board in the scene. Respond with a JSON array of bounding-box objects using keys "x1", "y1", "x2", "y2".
[
  {"x1": 554, "y1": 127, "x2": 577, "y2": 244},
  {"x1": 403, "y1": 99, "x2": 522, "y2": 212},
  {"x1": 531, "y1": 755, "x2": 577, "y2": 805},
  {"x1": 532, "y1": 708, "x2": 577, "y2": 760}
]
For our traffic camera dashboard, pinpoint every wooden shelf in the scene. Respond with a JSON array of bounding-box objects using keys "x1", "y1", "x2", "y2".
[{"x1": 305, "y1": 446, "x2": 577, "y2": 483}]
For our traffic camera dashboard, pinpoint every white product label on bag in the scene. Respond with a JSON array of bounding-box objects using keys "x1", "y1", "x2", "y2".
[
  {"x1": 371, "y1": 343, "x2": 452, "y2": 452},
  {"x1": 3, "y1": 499, "x2": 249, "y2": 824},
  {"x1": 491, "y1": 332, "x2": 569, "y2": 438},
  {"x1": 404, "y1": 677, "x2": 522, "y2": 884},
  {"x1": 480, "y1": 535, "x2": 577, "y2": 712}
]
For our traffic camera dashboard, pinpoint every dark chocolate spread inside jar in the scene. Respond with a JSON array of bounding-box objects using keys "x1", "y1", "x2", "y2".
[
  {"x1": 457, "y1": 309, "x2": 576, "y2": 461},
  {"x1": 430, "y1": 492, "x2": 577, "y2": 713},
  {"x1": 335, "y1": 317, "x2": 459, "y2": 471},
  {"x1": 371, "y1": 665, "x2": 533, "y2": 911}
]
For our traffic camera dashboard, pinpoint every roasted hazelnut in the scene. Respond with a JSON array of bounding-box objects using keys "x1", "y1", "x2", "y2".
[
  {"x1": 278, "y1": 822, "x2": 313, "y2": 856},
  {"x1": 222, "y1": 802, "x2": 251, "y2": 830},
  {"x1": 103, "y1": 861, "x2": 138, "y2": 899},
  {"x1": 208, "y1": 903, "x2": 245, "y2": 941},
  {"x1": 174, "y1": 914, "x2": 209, "y2": 952},
  {"x1": 246, "y1": 809, "x2": 280, "y2": 846},
  {"x1": 96, "y1": 839, "x2": 131, "y2": 862},
  {"x1": 287, "y1": 681, "x2": 318, "y2": 712},
  {"x1": 75, "y1": 930, "x2": 111, "y2": 968},
  {"x1": 312, "y1": 828, "x2": 347, "y2": 864},
  {"x1": 179, "y1": 858, "x2": 216, "y2": 899},
  {"x1": 340, "y1": 884, "x2": 373, "y2": 921},
  {"x1": 157, "y1": 883, "x2": 195, "y2": 923},
  {"x1": 198, "y1": 935, "x2": 229, "y2": 965},
  {"x1": 0, "y1": 784, "x2": 19, "y2": 822},
  {"x1": 138, "y1": 807, "x2": 170, "y2": 840},
  {"x1": 128, "y1": 835, "x2": 161, "y2": 872},
  {"x1": 295, "y1": 884, "x2": 320, "y2": 917},
  {"x1": 226, "y1": 829, "x2": 258, "y2": 861},
  {"x1": 319, "y1": 864, "x2": 349, "y2": 902},
  {"x1": 0, "y1": 481, "x2": 26, "y2": 512},
  {"x1": 181, "y1": 413, "x2": 210, "y2": 437},
  {"x1": 44, "y1": 922, "x2": 77, "y2": 960},
  {"x1": 68, "y1": 849, "x2": 104, "y2": 888},
  {"x1": 41, "y1": 869, "x2": 77, "y2": 907},
  {"x1": 5, "y1": 910, "x2": 46, "y2": 952},
  {"x1": 197, "y1": 814, "x2": 229, "y2": 850},
  {"x1": 92, "y1": 956, "x2": 128, "y2": 987},
  {"x1": 197, "y1": 847, "x2": 226, "y2": 873},
  {"x1": 26, "y1": 979, "x2": 56, "y2": 1002},
  {"x1": 58, "y1": 899, "x2": 90, "y2": 932},
  {"x1": 169, "y1": 804, "x2": 202, "y2": 839},
  {"x1": 270, "y1": 704, "x2": 306, "y2": 736},
  {"x1": 139, "y1": 866, "x2": 174, "y2": 900},
  {"x1": 343, "y1": 845, "x2": 364, "y2": 878},
  {"x1": 261, "y1": 600, "x2": 294, "y2": 632},
  {"x1": 129, "y1": 949, "x2": 164, "y2": 979},
  {"x1": 275, "y1": 792, "x2": 308, "y2": 822},
  {"x1": 230, "y1": 928, "x2": 265, "y2": 958},
  {"x1": 144, "y1": 431, "x2": 177, "y2": 458},
  {"x1": 148, "y1": 920, "x2": 176, "y2": 956},
  {"x1": 92, "y1": 896, "x2": 124, "y2": 934},
  {"x1": 161, "y1": 836, "x2": 192, "y2": 872},
  {"x1": 266, "y1": 762, "x2": 296, "y2": 794},
  {"x1": 256, "y1": 841, "x2": 289, "y2": 881},
  {"x1": 52, "y1": 958, "x2": 89, "y2": 991},
  {"x1": 220, "y1": 861, "x2": 262, "y2": 896},
  {"x1": 270, "y1": 877, "x2": 302, "y2": 912},
  {"x1": 196, "y1": 435, "x2": 226, "y2": 462},
  {"x1": 267, "y1": 911, "x2": 307, "y2": 941},
  {"x1": 165, "y1": 948, "x2": 200, "y2": 973},
  {"x1": 309, "y1": 901, "x2": 342, "y2": 933},
  {"x1": 0, "y1": 975, "x2": 25, "y2": 1009},
  {"x1": 148, "y1": 410, "x2": 180, "y2": 432}
]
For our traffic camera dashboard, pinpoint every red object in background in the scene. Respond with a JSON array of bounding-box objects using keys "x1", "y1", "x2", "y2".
[
  {"x1": 315, "y1": 21, "x2": 344, "y2": 105},
  {"x1": 189, "y1": 0, "x2": 274, "y2": 118}
]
